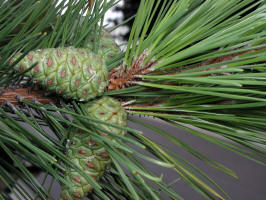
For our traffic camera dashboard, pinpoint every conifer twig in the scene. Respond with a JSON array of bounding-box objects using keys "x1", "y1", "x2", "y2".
[
  {"x1": 108, "y1": 44, "x2": 265, "y2": 91},
  {"x1": 108, "y1": 51, "x2": 157, "y2": 90},
  {"x1": 0, "y1": 87, "x2": 57, "y2": 105},
  {"x1": 1, "y1": 44, "x2": 264, "y2": 105}
]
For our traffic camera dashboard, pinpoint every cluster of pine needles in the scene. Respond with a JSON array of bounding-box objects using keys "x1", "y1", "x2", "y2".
[{"x1": 0, "y1": 0, "x2": 265, "y2": 200}]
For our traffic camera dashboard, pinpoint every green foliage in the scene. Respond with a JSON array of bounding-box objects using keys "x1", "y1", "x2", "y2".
[{"x1": 0, "y1": 0, "x2": 265, "y2": 200}]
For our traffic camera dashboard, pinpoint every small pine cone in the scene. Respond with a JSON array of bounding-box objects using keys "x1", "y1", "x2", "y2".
[
  {"x1": 11, "y1": 47, "x2": 108, "y2": 101},
  {"x1": 86, "y1": 96, "x2": 127, "y2": 137},
  {"x1": 86, "y1": 30, "x2": 121, "y2": 64},
  {"x1": 60, "y1": 97, "x2": 127, "y2": 200}
]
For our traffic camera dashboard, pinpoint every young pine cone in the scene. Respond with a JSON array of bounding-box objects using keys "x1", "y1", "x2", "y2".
[
  {"x1": 11, "y1": 47, "x2": 108, "y2": 101},
  {"x1": 85, "y1": 30, "x2": 121, "y2": 65},
  {"x1": 60, "y1": 97, "x2": 127, "y2": 200}
]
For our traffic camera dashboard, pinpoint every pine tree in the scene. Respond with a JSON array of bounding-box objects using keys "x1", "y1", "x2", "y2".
[{"x1": 0, "y1": 0, "x2": 265, "y2": 200}]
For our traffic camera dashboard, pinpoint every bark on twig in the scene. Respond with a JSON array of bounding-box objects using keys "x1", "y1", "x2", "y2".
[{"x1": 0, "y1": 87, "x2": 57, "y2": 105}]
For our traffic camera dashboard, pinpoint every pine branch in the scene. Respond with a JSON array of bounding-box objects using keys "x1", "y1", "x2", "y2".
[
  {"x1": 3, "y1": 43, "x2": 264, "y2": 104},
  {"x1": 1, "y1": 0, "x2": 266, "y2": 200},
  {"x1": 0, "y1": 87, "x2": 57, "y2": 105}
]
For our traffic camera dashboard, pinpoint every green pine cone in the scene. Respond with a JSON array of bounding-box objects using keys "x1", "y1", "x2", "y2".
[
  {"x1": 86, "y1": 30, "x2": 121, "y2": 64},
  {"x1": 86, "y1": 96, "x2": 127, "y2": 137},
  {"x1": 60, "y1": 97, "x2": 127, "y2": 200},
  {"x1": 11, "y1": 47, "x2": 108, "y2": 101}
]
